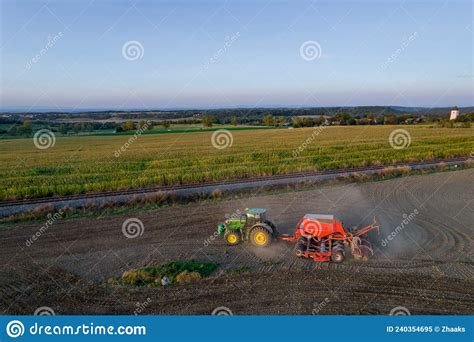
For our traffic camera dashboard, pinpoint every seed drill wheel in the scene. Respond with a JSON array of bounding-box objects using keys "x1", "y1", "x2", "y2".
[
  {"x1": 331, "y1": 251, "x2": 345, "y2": 263},
  {"x1": 249, "y1": 225, "x2": 272, "y2": 247},
  {"x1": 294, "y1": 237, "x2": 307, "y2": 257},
  {"x1": 224, "y1": 230, "x2": 241, "y2": 246}
]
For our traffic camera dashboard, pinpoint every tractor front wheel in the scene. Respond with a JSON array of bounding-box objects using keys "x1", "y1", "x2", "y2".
[
  {"x1": 250, "y1": 226, "x2": 272, "y2": 247},
  {"x1": 224, "y1": 230, "x2": 241, "y2": 246}
]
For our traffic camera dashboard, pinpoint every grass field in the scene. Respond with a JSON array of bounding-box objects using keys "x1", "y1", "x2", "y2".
[{"x1": 0, "y1": 125, "x2": 472, "y2": 200}]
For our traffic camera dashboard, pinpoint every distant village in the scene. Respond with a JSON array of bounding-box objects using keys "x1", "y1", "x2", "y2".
[{"x1": 0, "y1": 106, "x2": 472, "y2": 136}]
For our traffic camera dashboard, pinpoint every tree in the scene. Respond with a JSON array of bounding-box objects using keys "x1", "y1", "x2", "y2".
[
  {"x1": 22, "y1": 120, "x2": 32, "y2": 129},
  {"x1": 263, "y1": 114, "x2": 273, "y2": 126},
  {"x1": 162, "y1": 121, "x2": 171, "y2": 129},
  {"x1": 230, "y1": 116, "x2": 238, "y2": 126},
  {"x1": 291, "y1": 117, "x2": 314, "y2": 128},
  {"x1": 384, "y1": 115, "x2": 397, "y2": 125},
  {"x1": 291, "y1": 117, "x2": 301, "y2": 128},
  {"x1": 59, "y1": 124, "x2": 67, "y2": 135},
  {"x1": 313, "y1": 116, "x2": 324, "y2": 126},
  {"x1": 334, "y1": 113, "x2": 352, "y2": 125},
  {"x1": 202, "y1": 115, "x2": 214, "y2": 127},
  {"x1": 123, "y1": 120, "x2": 134, "y2": 131},
  {"x1": 73, "y1": 123, "x2": 82, "y2": 134},
  {"x1": 17, "y1": 120, "x2": 33, "y2": 135},
  {"x1": 138, "y1": 120, "x2": 146, "y2": 130},
  {"x1": 273, "y1": 116, "x2": 287, "y2": 126},
  {"x1": 8, "y1": 126, "x2": 17, "y2": 135}
]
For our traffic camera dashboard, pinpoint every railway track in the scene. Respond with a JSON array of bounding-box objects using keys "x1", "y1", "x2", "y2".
[{"x1": 0, "y1": 157, "x2": 470, "y2": 216}]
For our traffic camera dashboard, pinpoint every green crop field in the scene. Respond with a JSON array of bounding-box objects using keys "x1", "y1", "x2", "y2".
[{"x1": 0, "y1": 125, "x2": 472, "y2": 201}]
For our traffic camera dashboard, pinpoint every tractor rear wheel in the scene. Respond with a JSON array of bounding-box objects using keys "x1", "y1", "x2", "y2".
[
  {"x1": 264, "y1": 220, "x2": 279, "y2": 238},
  {"x1": 249, "y1": 225, "x2": 272, "y2": 247},
  {"x1": 331, "y1": 251, "x2": 345, "y2": 263},
  {"x1": 224, "y1": 230, "x2": 241, "y2": 246}
]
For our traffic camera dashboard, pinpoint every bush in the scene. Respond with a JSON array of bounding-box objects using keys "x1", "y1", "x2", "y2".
[
  {"x1": 122, "y1": 270, "x2": 154, "y2": 286},
  {"x1": 114, "y1": 260, "x2": 218, "y2": 287},
  {"x1": 175, "y1": 270, "x2": 202, "y2": 284}
]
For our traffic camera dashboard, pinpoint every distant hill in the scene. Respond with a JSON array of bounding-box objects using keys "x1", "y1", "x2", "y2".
[
  {"x1": 391, "y1": 106, "x2": 474, "y2": 115},
  {"x1": 2, "y1": 106, "x2": 473, "y2": 121}
]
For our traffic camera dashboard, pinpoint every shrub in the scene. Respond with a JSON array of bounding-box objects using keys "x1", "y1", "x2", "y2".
[
  {"x1": 113, "y1": 260, "x2": 218, "y2": 287},
  {"x1": 122, "y1": 270, "x2": 154, "y2": 286},
  {"x1": 175, "y1": 270, "x2": 202, "y2": 284}
]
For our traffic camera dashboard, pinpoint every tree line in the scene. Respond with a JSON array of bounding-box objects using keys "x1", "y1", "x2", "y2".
[{"x1": 1, "y1": 111, "x2": 472, "y2": 137}]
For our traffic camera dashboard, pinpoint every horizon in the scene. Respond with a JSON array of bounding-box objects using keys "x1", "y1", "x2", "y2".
[
  {"x1": 1, "y1": 104, "x2": 473, "y2": 114},
  {"x1": 1, "y1": 0, "x2": 473, "y2": 111}
]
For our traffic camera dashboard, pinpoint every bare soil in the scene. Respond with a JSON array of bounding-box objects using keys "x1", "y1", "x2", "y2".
[{"x1": 0, "y1": 169, "x2": 472, "y2": 315}]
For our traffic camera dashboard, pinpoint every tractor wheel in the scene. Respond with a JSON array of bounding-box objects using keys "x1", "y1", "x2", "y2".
[
  {"x1": 249, "y1": 225, "x2": 272, "y2": 247},
  {"x1": 224, "y1": 230, "x2": 241, "y2": 246},
  {"x1": 331, "y1": 251, "x2": 345, "y2": 263},
  {"x1": 264, "y1": 220, "x2": 279, "y2": 238},
  {"x1": 294, "y1": 238, "x2": 307, "y2": 257}
]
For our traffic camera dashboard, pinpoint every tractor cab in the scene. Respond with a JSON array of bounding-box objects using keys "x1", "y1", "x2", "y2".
[
  {"x1": 244, "y1": 208, "x2": 267, "y2": 224},
  {"x1": 221, "y1": 208, "x2": 267, "y2": 227}
]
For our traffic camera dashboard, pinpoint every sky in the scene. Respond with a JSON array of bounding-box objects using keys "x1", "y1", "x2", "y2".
[{"x1": 0, "y1": 0, "x2": 473, "y2": 111}]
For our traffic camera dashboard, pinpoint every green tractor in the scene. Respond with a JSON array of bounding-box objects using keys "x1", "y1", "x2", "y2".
[{"x1": 217, "y1": 208, "x2": 278, "y2": 247}]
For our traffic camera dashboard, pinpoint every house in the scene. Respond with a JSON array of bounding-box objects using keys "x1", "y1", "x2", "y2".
[{"x1": 450, "y1": 106, "x2": 460, "y2": 120}]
